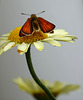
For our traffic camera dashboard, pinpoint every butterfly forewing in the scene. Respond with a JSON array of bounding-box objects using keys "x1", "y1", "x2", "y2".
[
  {"x1": 19, "y1": 18, "x2": 32, "y2": 37},
  {"x1": 38, "y1": 17, "x2": 55, "y2": 33}
]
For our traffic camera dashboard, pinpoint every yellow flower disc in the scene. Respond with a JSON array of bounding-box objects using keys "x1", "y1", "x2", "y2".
[{"x1": 8, "y1": 27, "x2": 48, "y2": 44}]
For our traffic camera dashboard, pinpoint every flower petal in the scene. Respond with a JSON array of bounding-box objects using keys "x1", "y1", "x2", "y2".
[
  {"x1": 51, "y1": 81, "x2": 65, "y2": 92},
  {"x1": 13, "y1": 77, "x2": 33, "y2": 94},
  {"x1": 47, "y1": 29, "x2": 69, "y2": 37},
  {"x1": 59, "y1": 84, "x2": 80, "y2": 94},
  {"x1": 33, "y1": 41, "x2": 44, "y2": 51},
  {"x1": 3, "y1": 42, "x2": 15, "y2": 52},
  {"x1": 54, "y1": 29, "x2": 69, "y2": 35},
  {"x1": 17, "y1": 50, "x2": 25, "y2": 55},
  {"x1": 45, "y1": 40, "x2": 61, "y2": 47},
  {"x1": 65, "y1": 35, "x2": 78, "y2": 39},
  {"x1": 2, "y1": 33, "x2": 10, "y2": 36},
  {"x1": 0, "y1": 40, "x2": 10, "y2": 47},
  {"x1": 17, "y1": 43, "x2": 30, "y2": 53},
  {"x1": 54, "y1": 37, "x2": 73, "y2": 41},
  {"x1": 0, "y1": 37, "x2": 8, "y2": 40},
  {"x1": 42, "y1": 38, "x2": 53, "y2": 42},
  {"x1": 0, "y1": 48, "x2": 4, "y2": 55}
]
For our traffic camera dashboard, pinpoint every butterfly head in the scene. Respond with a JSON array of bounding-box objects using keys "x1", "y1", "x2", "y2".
[{"x1": 30, "y1": 14, "x2": 38, "y2": 22}]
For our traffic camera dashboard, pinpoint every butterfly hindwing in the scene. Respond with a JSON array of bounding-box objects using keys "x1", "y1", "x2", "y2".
[
  {"x1": 19, "y1": 18, "x2": 32, "y2": 37},
  {"x1": 38, "y1": 17, "x2": 55, "y2": 33}
]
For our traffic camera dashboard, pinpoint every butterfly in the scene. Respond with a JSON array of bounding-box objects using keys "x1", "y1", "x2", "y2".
[{"x1": 19, "y1": 11, "x2": 56, "y2": 37}]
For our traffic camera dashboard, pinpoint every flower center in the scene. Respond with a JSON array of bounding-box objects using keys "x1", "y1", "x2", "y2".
[{"x1": 8, "y1": 27, "x2": 48, "y2": 44}]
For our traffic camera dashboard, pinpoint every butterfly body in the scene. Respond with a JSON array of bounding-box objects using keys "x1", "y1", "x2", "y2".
[
  {"x1": 19, "y1": 14, "x2": 55, "y2": 37},
  {"x1": 31, "y1": 14, "x2": 40, "y2": 32}
]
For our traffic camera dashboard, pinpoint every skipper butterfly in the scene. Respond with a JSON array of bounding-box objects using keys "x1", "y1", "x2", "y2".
[{"x1": 19, "y1": 11, "x2": 55, "y2": 37}]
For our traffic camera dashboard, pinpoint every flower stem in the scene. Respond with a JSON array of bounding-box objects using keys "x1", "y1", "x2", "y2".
[{"x1": 25, "y1": 45, "x2": 56, "y2": 100}]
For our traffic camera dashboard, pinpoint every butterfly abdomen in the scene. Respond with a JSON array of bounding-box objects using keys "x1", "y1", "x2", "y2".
[{"x1": 32, "y1": 21, "x2": 39, "y2": 31}]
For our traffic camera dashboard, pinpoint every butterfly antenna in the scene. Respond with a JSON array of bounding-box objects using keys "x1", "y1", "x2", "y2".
[
  {"x1": 21, "y1": 11, "x2": 45, "y2": 16},
  {"x1": 21, "y1": 13, "x2": 31, "y2": 16},
  {"x1": 36, "y1": 11, "x2": 45, "y2": 15}
]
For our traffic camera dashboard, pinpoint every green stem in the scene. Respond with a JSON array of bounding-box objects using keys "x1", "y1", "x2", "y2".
[{"x1": 25, "y1": 45, "x2": 56, "y2": 100}]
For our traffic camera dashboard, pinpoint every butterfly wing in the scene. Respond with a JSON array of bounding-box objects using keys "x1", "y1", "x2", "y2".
[
  {"x1": 38, "y1": 17, "x2": 55, "y2": 33},
  {"x1": 19, "y1": 18, "x2": 32, "y2": 37},
  {"x1": 19, "y1": 32, "x2": 27, "y2": 37}
]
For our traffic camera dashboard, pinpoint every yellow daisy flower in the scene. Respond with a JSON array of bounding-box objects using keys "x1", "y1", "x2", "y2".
[
  {"x1": 13, "y1": 77, "x2": 80, "y2": 100},
  {"x1": 0, "y1": 27, "x2": 77, "y2": 55}
]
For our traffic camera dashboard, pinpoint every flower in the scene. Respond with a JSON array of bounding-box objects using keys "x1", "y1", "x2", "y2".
[
  {"x1": 0, "y1": 27, "x2": 77, "y2": 55},
  {"x1": 13, "y1": 77, "x2": 80, "y2": 100}
]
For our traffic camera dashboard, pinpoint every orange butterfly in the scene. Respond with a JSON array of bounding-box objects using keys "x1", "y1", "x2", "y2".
[{"x1": 19, "y1": 11, "x2": 56, "y2": 37}]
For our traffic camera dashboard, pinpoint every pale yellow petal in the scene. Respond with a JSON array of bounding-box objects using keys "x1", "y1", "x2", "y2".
[
  {"x1": 53, "y1": 29, "x2": 69, "y2": 35},
  {"x1": 42, "y1": 38, "x2": 53, "y2": 42},
  {"x1": 65, "y1": 35, "x2": 78, "y2": 39},
  {"x1": 48, "y1": 35, "x2": 65, "y2": 39},
  {"x1": 0, "y1": 40, "x2": 10, "y2": 46},
  {"x1": 45, "y1": 40, "x2": 61, "y2": 47},
  {"x1": 18, "y1": 50, "x2": 25, "y2": 55},
  {"x1": 25, "y1": 79, "x2": 35, "y2": 89},
  {"x1": 59, "y1": 84, "x2": 80, "y2": 94},
  {"x1": 3, "y1": 42, "x2": 15, "y2": 52},
  {"x1": 33, "y1": 41, "x2": 44, "y2": 51},
  {"x1": 0, "y1": 48, "x2": 4, "y2": 55},
  {"x1": 41, "y1": 80, "x2": 49, "y2": 86},
  {"x1": 2, "y1": 33, "x2": 10, "y2": 36},
  {"x1": 51, "y1": 81, "x2": 65, "y2": 92},
  {"x1": 0, "y1": 37, "x2": 8, "y2": 40},
  {"x1": 47, "y1": 33, "x2": 56, "y2": 37},
  {"x1": 18, "y1": 43, "x2": 30, "y2": 52},
  {"x1": 32, "y1": 80, "x2": 43, "y2": 93},
  {"x1": 47, "y1": 29, "x2": 69, "y2": 37},
  {"x1": 13, "y1": 77, "x2": 33, "y2": 94},
  {"x1": 69, "y1": 41, "x2": 75, "y2": 43},
  {"x1": 54, "y1": 37, "x2": 73, "y2": 41}
]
